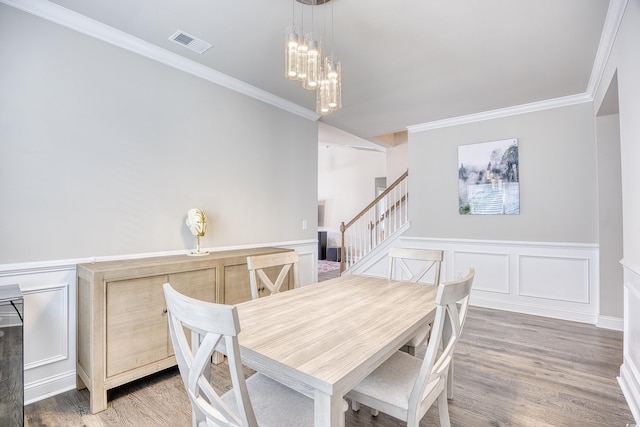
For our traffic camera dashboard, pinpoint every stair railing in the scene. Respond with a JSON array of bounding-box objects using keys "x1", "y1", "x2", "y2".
[{"x1": 340, "y1": 171, "x2": 408, "y2": 272}]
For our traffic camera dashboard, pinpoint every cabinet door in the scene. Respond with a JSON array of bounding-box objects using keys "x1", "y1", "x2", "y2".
[
  {"x1": 166, "y1": 268, "x2": 216, "y2": 356},
  {"x1": 106, "y1": 275, "x2": 168, "y2": 377},
  {"x1": 223, "y1": 263, "x2": 252, "y2": 305},
  {"x1": 168, "y1": 268, "x2": 216, "y2": 302}
]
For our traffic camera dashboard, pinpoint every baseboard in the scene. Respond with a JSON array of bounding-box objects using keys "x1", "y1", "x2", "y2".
[
  {"x1": 24, "y1": 370, "x2": 77, "y2": 406},
  {"x1": 619, "y1": 362, "x2": 640, "y2": 424},
  {"x1": 597, "y1": 315, "x2": 624, "y2": 331},
  {"x1": 470, "y1": 295, "x2": 598, "y2": 325}
]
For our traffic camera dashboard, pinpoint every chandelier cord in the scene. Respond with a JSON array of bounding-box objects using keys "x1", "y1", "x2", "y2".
[{"x1": 330, "y1": 0, "x2": 334, "y2": 58}]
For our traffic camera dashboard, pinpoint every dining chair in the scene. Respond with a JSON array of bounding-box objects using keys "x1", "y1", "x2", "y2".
[
  {"x1": 162, "y1": 283, "x2": 314, "y2": 427},
  {"x1": 246, "y1": 250, "x2": 300, "y2": 300},
  {"x1": 347, "y1": 268, "x2": 474, "y2": 427},
  {"x1": 388, "y1": 247, "x2": 444, "y2": 356}
]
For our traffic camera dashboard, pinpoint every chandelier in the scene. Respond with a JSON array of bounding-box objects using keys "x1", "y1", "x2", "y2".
[{"x1": 285, "y1": 0, "x2": 342, "y2": 116}]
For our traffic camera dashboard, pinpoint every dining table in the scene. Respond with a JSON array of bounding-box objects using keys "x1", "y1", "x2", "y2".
[{"x1": 233, "y1": 273, "x2": 439, "y2": 427}]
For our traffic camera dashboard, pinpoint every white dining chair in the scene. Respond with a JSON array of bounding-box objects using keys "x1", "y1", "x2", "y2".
[
  {"x1": 163, "y1": 283, "x2": 314, "y2": 427},
  {"x1": 388, "y1": 247, "x2": 444, "y2": 356},
  {"x1": 246, "y1": 250, "x2": 300, "y2": 300},
  {"x1": 347, "y1": 269, "x2": 474, "y2": 427}
]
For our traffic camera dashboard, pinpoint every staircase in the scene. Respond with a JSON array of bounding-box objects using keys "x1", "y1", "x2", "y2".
[{"x1": 340, "y1": 171, "x2": 409, "y2": 273}]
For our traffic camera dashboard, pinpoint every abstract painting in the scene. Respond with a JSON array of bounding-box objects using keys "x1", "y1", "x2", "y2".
[{"x1": 458, "y1": 138, "x2": 519, "y2": 215}]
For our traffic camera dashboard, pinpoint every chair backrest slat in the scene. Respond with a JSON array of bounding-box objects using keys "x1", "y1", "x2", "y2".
[
  {"x1": 247, "y1": 251, "x2": 300, "y2": 299},
  {"x1": 388, "y1": 247, "x2": 443, "y2": 284}
]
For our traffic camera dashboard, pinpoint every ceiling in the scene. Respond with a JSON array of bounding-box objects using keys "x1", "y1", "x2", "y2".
[{"x1": 45, "y1": 0, "x2": 610, "y2": 144}]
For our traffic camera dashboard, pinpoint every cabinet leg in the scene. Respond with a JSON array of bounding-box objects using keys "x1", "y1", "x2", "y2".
[
  {"x1": 76, "y1": 374, "x2": 86, "y2": 391},
  {"x1": 89, "y1": 388, "x2": 108, "y2": 414}
]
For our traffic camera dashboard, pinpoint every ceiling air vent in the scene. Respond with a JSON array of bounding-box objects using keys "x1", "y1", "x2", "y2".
[{"x1": 169, "y1": 30, "x2": 212, "y2": 54}]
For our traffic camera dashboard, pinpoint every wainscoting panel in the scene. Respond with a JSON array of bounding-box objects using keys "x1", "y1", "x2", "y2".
[
  {"x1": 620, "y1": 262, "x2": 640, "y2": 423},
  {"x1": 0, "y1": 265, "x2": 78, "y2": 405},
  {"x1": 518, "y1": 255, "x2": 590, "y2": 303},
  {"x1": 22, "y1": 283, "x2": 69, "y2": 369},
  {"x1": 452, "y1": 251, "x2": 510, "y2": 294}
]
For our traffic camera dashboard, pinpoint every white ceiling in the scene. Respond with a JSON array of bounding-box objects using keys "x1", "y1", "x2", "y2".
[{"x1": 44, "y1": 0, "x2": 610, "y2": 143}]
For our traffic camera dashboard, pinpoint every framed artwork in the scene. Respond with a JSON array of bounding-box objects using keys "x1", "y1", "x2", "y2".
[{"x1": 458, "y1": 138, "x2": 519, "y2": 215}]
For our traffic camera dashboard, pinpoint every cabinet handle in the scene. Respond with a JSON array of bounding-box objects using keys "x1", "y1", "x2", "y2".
[{"x1": 162, "y1": 308, "x2": 168, "y2": 315}]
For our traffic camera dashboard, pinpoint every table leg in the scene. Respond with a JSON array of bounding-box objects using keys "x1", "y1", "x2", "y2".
[{"x1": 314, "y1": 390, "x2": 346, "y2": 427}]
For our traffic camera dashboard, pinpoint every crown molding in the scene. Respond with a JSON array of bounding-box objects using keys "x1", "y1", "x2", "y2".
[
  {"x1": 407, "y1": 93, "x2": 592, "y2": 133},
  {"x1": 586, "y1": 0, "x2": 629, "y2": 97},
  {"x1": 1, "y1": 0, "x2": 320, "y2": 122}
]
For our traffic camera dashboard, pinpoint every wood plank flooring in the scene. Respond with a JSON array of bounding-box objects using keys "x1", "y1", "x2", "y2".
[{"x1": 25, "y1": 305, "x2": 634, "y2": 426}]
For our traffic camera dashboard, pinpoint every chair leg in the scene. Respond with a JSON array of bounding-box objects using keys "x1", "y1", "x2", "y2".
[
  {"x1": 437, "y1": 390, "x2": 451, "y2": 427},
  {"x1": 447, "y1": 361, "x2": 454, "y2": 400},
  {"x1": 351, "y1": 399, "x2": 378, "y2": 416}
]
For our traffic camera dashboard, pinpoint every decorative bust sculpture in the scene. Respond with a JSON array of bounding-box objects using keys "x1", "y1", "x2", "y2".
[{"x1": 186, "y1": 208, "x2": 209, "y2": 256}]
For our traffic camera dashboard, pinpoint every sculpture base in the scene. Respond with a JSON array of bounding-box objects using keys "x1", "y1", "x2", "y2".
[{"x1": 187, "y1": 251, "x2": 210, "y2": 257}]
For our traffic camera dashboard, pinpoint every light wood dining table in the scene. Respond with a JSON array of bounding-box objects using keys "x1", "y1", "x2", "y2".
[{"x1": 233, "y1": 273, "x2": 439, "y2": 427}]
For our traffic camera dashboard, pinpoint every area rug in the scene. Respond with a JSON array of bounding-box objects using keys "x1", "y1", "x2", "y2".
[{"x1": 318, "y1": 260, "x2": 340, "y2": 273}]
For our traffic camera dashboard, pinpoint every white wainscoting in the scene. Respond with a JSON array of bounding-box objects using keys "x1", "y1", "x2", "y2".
[
  {"x1": 0, "y1": 264, "x2": 77, "y2": 404},
  {"x1": 351, "y1": 236, "x2": 600, "y2": 324},
  {"x1": 0, "y1": 239, "x2": 317, "y2": 405},
  {"x1": 620, "y1": 262, "x2": 640, "y2": 423}
]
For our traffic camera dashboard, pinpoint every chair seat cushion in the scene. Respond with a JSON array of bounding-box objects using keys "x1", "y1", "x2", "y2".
[
  {"x1": 220, "y1": 372, "x2": 314, "y2": 427},
  {"x1": 347, "y1": 350, "x2": 440, "y2": 420},
  {"x1": 406, "y1": 324, "x2": 431, "y2": 347}
]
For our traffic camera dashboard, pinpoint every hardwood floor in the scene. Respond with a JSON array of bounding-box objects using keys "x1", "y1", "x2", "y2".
[
  {"x1": 318, "y1": 267, "x2": 341, "y2": 282},
  {"x1": 25, "y1": 306, "x2": 634, "y2": 427}
]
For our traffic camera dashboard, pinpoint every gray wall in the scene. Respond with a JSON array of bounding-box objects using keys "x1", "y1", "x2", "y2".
[
  {"x1": 596, "y1": 113, "x2": 623, "y2": 318},
  {"x1": 407, "y1": 102, "x2": 598, "y2": 244},
  {"x1": 0, "y1": 5, "x2": 318, "y2": 264}
]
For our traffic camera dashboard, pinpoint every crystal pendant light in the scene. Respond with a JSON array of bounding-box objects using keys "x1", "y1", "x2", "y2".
[
  {"x1": 285, "y1": 0, "x2": 342, "y2": 115},
  {"x1": 317, "y1": 57, "x2": 340, "y2": 115},
  {"x1": 326, "y1": 57, "x2": 341, "y2": 110},
  {"x1": 316, "y1": 77, "x2": 330, "y2": 115},
  {"x1": 285, "y1": 30, "x2": 299, "y2": 79},
  {"x1": 303, "y1": 36, "x2": 321, "y2": 90},
  {"x1": 296, "y1": 40, "x2": 308, "y2": 81}
]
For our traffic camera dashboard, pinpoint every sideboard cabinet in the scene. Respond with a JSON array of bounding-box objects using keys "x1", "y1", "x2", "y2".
[{"x1": 76, "y1": 247, "x2": 293, "y2": 414}]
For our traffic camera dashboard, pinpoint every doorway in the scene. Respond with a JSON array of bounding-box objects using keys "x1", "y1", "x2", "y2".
[{"x1": 595, "y1": 71, "x2": 624, "y2": 325}]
